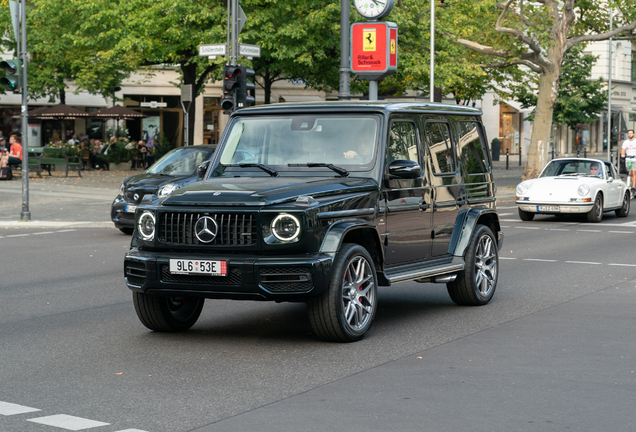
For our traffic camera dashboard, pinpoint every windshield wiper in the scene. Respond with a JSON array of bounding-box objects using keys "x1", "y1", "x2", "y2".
[
  {"x1": 288, "y1": 163, "x2": 349, "y2": 177},
  {"x1": 224, "y1": 163, "x2": 279, "y2": 177}
]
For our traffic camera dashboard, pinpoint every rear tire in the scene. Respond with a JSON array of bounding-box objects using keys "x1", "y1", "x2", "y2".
[
  {"x1": 119, "y1": 227, "x2": 134, "y2": 235},
  {"x1": 133, "y1": 292, "x2": 204, "y2": 332},
  {"x1": 586, "y1": 194, "x2": 603, "y2": 223},
  {"x1": 308, "y1": 243, "x2": 378, "y2": 342},
  {"x1": 615, "y1": 192, "x2": 630, "y2": 217},
  {"x1": 518, "y1": 208, "x2": 534, "y2": 221},
  {"x1": 447, "y1": 225, "x2": 498, "y2": 306}
]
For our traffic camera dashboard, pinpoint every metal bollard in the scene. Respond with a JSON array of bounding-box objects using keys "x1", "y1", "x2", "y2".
[
  {"x1": 584, "y1": 149, "x2": 587, "y2": 158},
  {"x1": 552, "y1": 148, "x2": 555, "y2": 160},
  {"x1": 506, "y1": 150, "x2": 509, "y2": 170},
  {"x1": 519, "y1": 148, "x2": 522, "y2": 166}
]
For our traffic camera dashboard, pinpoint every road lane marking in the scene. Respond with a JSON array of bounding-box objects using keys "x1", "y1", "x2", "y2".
[
  {"x1": 499, "y1": 257, "x2": 517, "y2": 260},
  {"x1": 55, "y1": 229, "x2": 77, "y2": 233},
  {"x1": 608, "y1": 231, "x2": 634, "y2": 234},
  {"x1": 32, "y1": 231, "x2": 55, "y2": 235},
  {"x1": 5, "y1": 234, "x2": 29, "y2": 237},
  {"x1": 565, "y1": 261, "x2": 602, "y2": 265},
  {"x1": 114, "y1": 429, "x2": 150, "y2": 432},
  {"x1": 0, "y1": 401, "x2": 40, "y2": 416},
  {"x1": 496, "y1": 206, "x2": 518, "y2": 209},
  {"x1": 27, "y1": 414, "x2": 110, "y2": 430},
  {"x1": 608, "y1": 263, "x2": 636, "y2": 267},
  {"x1": 577, "y1": 229, "x2": 601, "y2": 232},
  {"x1": 524, "y1": 259, "x2": 557, "y2": 262},
  {"x1": 549, "y1": 228, "x2": 570, "y2": 231},
  {"x1": 498, "y1": 213, "x2": 512, "y2": 216},
  {"x1": 517, "y1": 227, "x2": 540, "y2": 229}
]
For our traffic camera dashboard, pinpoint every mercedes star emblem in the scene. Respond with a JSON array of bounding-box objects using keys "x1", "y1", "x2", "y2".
[{"x1": 194, "y1": 216, "x2": 219, "y2": 243}]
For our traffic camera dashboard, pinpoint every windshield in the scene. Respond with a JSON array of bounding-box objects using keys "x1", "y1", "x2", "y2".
[
  {"x1": 540, "y1": 160, "x2": 605, "y2": 179},
  {"x1": 147, "y1": 147, "x2": 214, "y2": 176},
  {"x1": 217, "y1": 115, "x2": 380, "y2": 175}
]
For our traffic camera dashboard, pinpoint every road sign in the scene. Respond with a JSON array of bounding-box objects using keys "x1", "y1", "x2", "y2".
[
  {"x1": 239, "y1": 44, "x2": 261, "y2": 59},
  {"x1": 140, "y1": 102, "x2": 167, "y2": 108},
  {"x1": 237, "y1": 4, "x2": 247, "y2": 35},
  {"x1": 198, "y1": 44, "x2": 227, "y2": 57},
  {"x1": 351, "y1": 22, "x2": 398, "y2": 81}
]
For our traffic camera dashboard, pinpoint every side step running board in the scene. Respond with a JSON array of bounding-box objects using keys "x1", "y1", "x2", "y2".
[{"x1": 385, "y1": 258, "x2": 464, "y2": 285}]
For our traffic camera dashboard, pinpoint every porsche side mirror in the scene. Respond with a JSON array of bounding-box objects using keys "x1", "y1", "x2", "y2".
[
  {"x1": 607, "y1": 176, "x2": 614, "y2": 183},
  {"x1": 197, "y1": 160, "x2": 211, "y2": 179}
]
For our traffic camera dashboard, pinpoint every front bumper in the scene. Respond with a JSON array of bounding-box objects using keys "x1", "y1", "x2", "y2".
[
  {"x1": 111, "y1": 197, "x2": 137, "y2": 229},
  {"x1": 124, "y1": 249, "x2": 335, "y2": 302},
  {"x1": 516, "y1": 202, "x2": 593, "y2": 214}
]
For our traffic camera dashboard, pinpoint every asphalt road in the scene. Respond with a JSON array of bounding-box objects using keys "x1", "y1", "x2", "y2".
[{"x1": 1, "y1": 194, "x2": 635, "y2": 432}]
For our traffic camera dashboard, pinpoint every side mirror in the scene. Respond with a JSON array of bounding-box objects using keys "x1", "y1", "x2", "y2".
[
  {"x1": 607, "y1": 176, "x2": 614, "y2": 183},
  {"x1": 197, "y1": 160, "x2": 211, "y2": 179},
  {"x1": 388, "y1": 159, "x2": 422, "y2": 179}
]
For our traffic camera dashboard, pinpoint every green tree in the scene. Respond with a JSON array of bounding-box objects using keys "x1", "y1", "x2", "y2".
[
  {"x1": 512, "y1": 46, "x2": 607, "y2": 132},
  {"x1": 445, "y1": 0, "x2": 636, "y2": 180}
]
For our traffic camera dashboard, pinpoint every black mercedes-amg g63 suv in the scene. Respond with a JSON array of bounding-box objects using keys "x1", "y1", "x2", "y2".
[{"x1": 124, "y1": 101, "x2": 503, "y2": 342}]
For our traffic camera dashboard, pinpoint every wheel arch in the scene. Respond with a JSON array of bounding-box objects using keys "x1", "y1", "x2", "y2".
[
  {"x1": 320, "y1": 220, "x2": 384, "y2": 274},
  {"x1": 449, "y1": 208, "x2": 502, "y2": 257}
]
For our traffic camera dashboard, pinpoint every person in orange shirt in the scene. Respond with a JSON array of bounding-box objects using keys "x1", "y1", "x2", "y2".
[{"x1": 8, "y1": 134, "x2": 22, "y2": 167}]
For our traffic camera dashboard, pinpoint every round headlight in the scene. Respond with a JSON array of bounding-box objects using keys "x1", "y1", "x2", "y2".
[
  {"x1": 271, "y1": 214, "x2": 301, "y2": 241},
  {"x1": 578, "y1": 184, "x2": 590, "y2": 196},
  {"x1": 138, "y1": 211, "x2": 156, "y2": 240},
  {"x1": 516, "y1": 182, "x2": 529, "y2": 195},
  {"x1": 157, "y1": 183, "x2": 180, "y2": 198}
]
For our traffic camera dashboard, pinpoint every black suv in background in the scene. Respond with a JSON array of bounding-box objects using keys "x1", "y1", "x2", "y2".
[{"x1": 124, "y1": 102, "x2": 503, "y2": 342}]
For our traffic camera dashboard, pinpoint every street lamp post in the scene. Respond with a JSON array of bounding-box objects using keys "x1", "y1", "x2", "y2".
[
  {"x1": 430, "y1": 0, "x2": 434, "y2": 103},
  {"x1": 607, "y1": 9, "x2": 613, "y2": 162},
  {"x1": 20, "y1": 0, "x2": 30, "y2": 221}
]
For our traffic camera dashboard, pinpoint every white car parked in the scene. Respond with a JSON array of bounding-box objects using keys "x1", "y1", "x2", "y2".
[{"x1": 515, "y1": 158, "x2": 630, "y2": 222}]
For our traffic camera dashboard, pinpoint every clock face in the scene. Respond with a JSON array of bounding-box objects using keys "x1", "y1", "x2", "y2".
[{"x1": 354, "y1": 0, "x2": 394, "y2": 19}]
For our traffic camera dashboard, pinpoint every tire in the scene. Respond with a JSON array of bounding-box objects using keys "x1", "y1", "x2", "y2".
[
  {"x1": 447, "y1": 225, "x2": 498, "y2": 306},
  {"x1": 132, "y1": 292, "x2": 204, "y2": 332},
  {"x1": 518, "y1": 208, "x2": 534, "y2": 221},
  {"x1": 586, "y1": 194, "x2": 603, "y2": 223},
  {"x1": 615, "y1": 192, "x2": 630, "y2": 217},
  {"x1": 119, "y1": 227, "x2": 134, "y2": 235},
  {"x1": 308, "y1": 243, "x2": 378, "y2": 342}
]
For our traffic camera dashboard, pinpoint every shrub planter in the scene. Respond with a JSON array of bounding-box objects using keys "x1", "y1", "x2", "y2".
[{"x1": 109, "y1": 162, "x2": 132, "y2": 171}]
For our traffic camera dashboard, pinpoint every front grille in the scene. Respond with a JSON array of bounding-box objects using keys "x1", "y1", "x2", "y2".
[
  {"x1": 159, "y1": 212, "x2": 258, "y2": 246},
  {"x1": 259, "y1": 267, "x2": 314, "y2": 292},
  {"x1": 125, "y1": 260, "x2": 147, "y2": 287},
  {"x1": 161, "y1": 265, "x2": 242, "y2": 284}
]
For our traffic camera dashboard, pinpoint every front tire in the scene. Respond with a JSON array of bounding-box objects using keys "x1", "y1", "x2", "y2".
[
  {"x1": 308, "y1": 243, "x2": 378, "y2": 342},
  {"x1": 133, "y1": 292, "x2": 204, "y2": 332},
  {"x1": 518, "y1": 208, "x2": 535, "y2": 221},
  {"x1": 616, "y1": 192, "x2": 630, "y2": 217},
  {"x1": 447, "y1": 225, "x2": 498, "y2": 306},
  {"x1": 119, "y1": 227, "x2": 134, "y2": 235},
  {"x1": 587, "y1": 194, "x2": 603, "y2": 222}
]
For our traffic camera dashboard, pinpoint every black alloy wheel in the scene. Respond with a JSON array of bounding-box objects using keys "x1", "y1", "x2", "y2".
[{"x1": 133, "y1": 292, "x2": 204, "y2": 332}]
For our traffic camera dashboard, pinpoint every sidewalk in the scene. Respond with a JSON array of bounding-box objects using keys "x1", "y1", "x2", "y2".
[{"x1": 0, "y1": 168, "x2": 136, "y2": 228}]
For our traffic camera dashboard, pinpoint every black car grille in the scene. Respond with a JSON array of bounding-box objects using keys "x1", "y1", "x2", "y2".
[
  {"x1": 125, "y1": 260, "x2": 147, "y2": 287},
  {"x1": 158, "y1": 212, "x2": 258, "y2": 246},
  {"x1": 259, "y1": 267, "x2": 314, "y2": 292},
  {"x1": 161, "y1": 265, "x2": 242, "y2": 284}
]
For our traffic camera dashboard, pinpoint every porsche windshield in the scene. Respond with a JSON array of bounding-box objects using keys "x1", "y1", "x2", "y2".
[
  {"x1": 218, "y1": 115, "x2": 380, "y2": 174},
  {"x1": 540, "y1": 160, "x2": 605, "y2": 179}
]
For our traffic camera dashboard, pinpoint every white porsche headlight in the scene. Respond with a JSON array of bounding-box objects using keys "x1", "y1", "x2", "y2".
[
  {"x1": 157, "y1": 183, "x2": 180, "y2": 198},
  {"x1": 578, "y1": 184, "x2": 590, "y2": 196},
  {"x1": 516, "y1": 182, "x2": 529, "y2": 195},
  {"x1": 271, "y1": 214, "x2": 301, "y2": 242},
  {"x1": 138, "y1": 211, "x2": 156, "y2": 240}
]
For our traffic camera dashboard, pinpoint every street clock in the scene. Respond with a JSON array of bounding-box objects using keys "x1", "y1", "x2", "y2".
[{"x1": 353, "y1": 0, "x2": 395, "y2": 20}]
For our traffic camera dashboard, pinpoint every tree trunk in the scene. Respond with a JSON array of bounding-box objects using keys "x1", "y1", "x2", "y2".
[{"x1": 522, "y1": 55, "x2": 563, "y2": 181}]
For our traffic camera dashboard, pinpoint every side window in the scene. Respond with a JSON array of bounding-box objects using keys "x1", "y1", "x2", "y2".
[
  {"x1": 425, "y1": 122, "x2": 456, "y2": 175},
  {"x1": 604, "y1": 163, "x2": 612, "y2": 179},
  {"x1": 387, "y1": 121, "x2": 418, "y2": 164},
  {"x1": 458, "y1": 122, "x2": 489, "y2": 176}
]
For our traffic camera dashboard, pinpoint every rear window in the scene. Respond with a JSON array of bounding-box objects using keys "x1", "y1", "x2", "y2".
[{"x1": 458, "y1": 121, "x2": 489, "y2": 175}]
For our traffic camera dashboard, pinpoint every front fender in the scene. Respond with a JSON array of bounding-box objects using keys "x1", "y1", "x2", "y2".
[
  {"x1": 319, "y1": 220, "x2": 379, "y2": 253},
  {"x1": 449, "y1": 207, "x2": 502, "y2": 257}
]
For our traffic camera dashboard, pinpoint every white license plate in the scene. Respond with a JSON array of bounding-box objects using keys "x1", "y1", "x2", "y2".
[
  {"x1": 538, "y1": 206, "x2": 560, "y2": 212},
  {"x1": 169, "y1": 259, "x2": 227, "y2": 276},
  {"x1": 125, "y1": 205, "x2": 137, "y2": 213}
]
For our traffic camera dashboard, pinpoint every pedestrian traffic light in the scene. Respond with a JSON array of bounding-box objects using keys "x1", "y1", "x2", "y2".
[
  {"x1": 236, "y1": 66, "x2": 255, "y2": 109},
  {"x1": 0, "y1": 59, "x2": 20, "y2": 94},
  {"x1": 221, "y1": 64, "x2": 241, "y2": 114}
]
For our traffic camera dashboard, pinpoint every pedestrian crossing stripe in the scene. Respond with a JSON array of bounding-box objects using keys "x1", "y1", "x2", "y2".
[{"x1": 0, "y1": 401, "x2": 40, "y2": 416}]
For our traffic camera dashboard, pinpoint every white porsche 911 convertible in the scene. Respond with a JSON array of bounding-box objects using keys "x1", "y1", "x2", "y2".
[{"x1": 515, "y1": 158, "x2": 630, "y2": 222}]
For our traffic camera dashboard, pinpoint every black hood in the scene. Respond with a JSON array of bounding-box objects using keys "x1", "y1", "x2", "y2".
[
  {"x1": 124, "y1": 173, "x2": 193, "y2": 194},
  {"x1": 162, "y1": 176, "x2": 378, "y2": 206}
]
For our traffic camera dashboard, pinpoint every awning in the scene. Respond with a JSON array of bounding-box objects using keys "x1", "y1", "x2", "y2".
[{"x1": 278, "y1": 95, "x2": 323, "y2": 103}]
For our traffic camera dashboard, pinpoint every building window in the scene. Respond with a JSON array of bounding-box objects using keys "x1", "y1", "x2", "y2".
[{"x1": 631, "y1": 51, "x2": 636, "y2": 82}]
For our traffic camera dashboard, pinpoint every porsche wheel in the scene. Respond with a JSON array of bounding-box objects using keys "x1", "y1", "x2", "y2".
[
  {"x1": 518, "y1": 208, "x2": 534, "y2": 221},
  {"x1": 615, "y1": 192, "x2": 630, "y2": 217},
  {"x1": 586, "y1": 194, "x2": 603, "y2": 223}
]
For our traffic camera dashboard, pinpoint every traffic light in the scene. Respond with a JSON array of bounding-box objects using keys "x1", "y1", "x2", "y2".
[
  {"x1": 236, "y1": 66, "x2": 255, "y2": 109},
  {"x1": 0, "y1": 59, "x2": 20, "y2": 94},
  {"x1": 221, "y1": 64, "x2": 241, "y2": 114}
]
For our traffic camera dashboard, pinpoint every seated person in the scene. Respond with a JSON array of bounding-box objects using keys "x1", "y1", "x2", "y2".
[
  {"x1": 589, "y1": 162, "x2": 602, "y2": 177},
  {"x1": 343, "y1": 136, "x2": 374, "y2": 163},
  {"x1": 7, "y1": 134, "x2": 22, "y2": 167}
]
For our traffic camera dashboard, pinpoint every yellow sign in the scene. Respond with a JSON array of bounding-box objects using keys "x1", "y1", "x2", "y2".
[
  {"x1": 390, "y1": 40, "x2": 396, "y2": 54},
  {"x1": 363, "y1": 29, "x2": 376, "y2": 51}
]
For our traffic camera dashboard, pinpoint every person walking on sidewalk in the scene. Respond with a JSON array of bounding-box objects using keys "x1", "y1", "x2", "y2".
[{"x1": 621, "y1": 129, "x2": 636, "y2": 197}]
